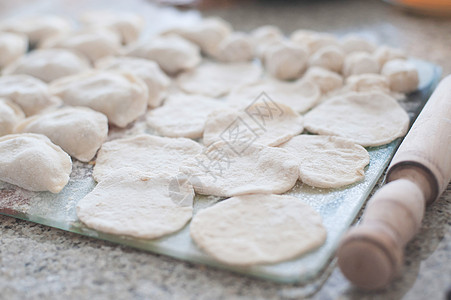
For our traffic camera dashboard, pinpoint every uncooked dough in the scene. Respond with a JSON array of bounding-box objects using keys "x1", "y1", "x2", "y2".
[
  {"x1": 308, "y1": 45, "x2": 345, "y2": 73},
  {"x1": 291, "y1": 30, "x2": 339, "y2": 54},
  {"x1": 373, "y1": 45, "x2": 407, "y2": 69},
  {"x1": 93, "y1": 134, "x2": 202, "y2": 182},
  {"x1": 212, "y1": 32, "x2": 254, "y2": 63},
  {"x1": 263, "y1": 41, "x2": 308, "y2": 80},
  {"x1": 251, "y1": 25, "x2": 284, "y2": 59},
  {"x1": 177, "y1": 62, "x2": 262, "y2": 98},
  {"x1": 80, "y1": 11, "x2": 144, "y2": 45},
  {"x1": 280, "y1": 135, "x2": 369, "y2": 188},
  {"x1": 49, "y1": 70, "x2": 148, "y2": 128},
  {"x1": 304, "y1": 91, "x2": 409, "y2": 146},
  {"x1": 0, "y1": 75, "x2": 61, "y2": 116},
  {"x1": 190, "y1": 194, "x2": 327, "y2": 265},
  {"x1": 340, "y1": 35, "x2": 376, "y2": 54},
  {"x1": 180, "y1": 141, "x2": 299, "y2": 197},
  {"x1": 96, "y1": 56, "x2": 170, "y2": 108},
  {"x1": 15, "y1": 107, "x2": 108, "y2": 162},
  {"x1": 227, "y1": 78, "x2": 321, "y2": 113},
  {"x1": 381, "y1": 59, "x2": 419, "y2": 93},
  {"x1": 0, "y1": 133, "x2": 72, "y2": 193},
  {"x1": 3, "y1": 48, "x2": 91, "y2": 83},
  {"x1": 0, "y1": 15, "x2": 72, "y2": 45},
  {"x1": 345, "y1": 73, "x2": 390, "y2": 93},
  {"x1": 147, "y1": 94, "x2": 226, "y2": 139},
  {"x1": 342, "y1": 51, "x2": 379, "y2": 77},
  {"x1": 203, "y1": 102, "x2": 303, "y2": 147},
  {"x1": 125, "y1": 34, "x2": 201, "y2": 75},
  {"x1": 0, "y1": 99, "x2": 24, "y2": 137},
  {"x1": 77, "y1": 168, "x2": 193, "y2": 239},
  {"x1": 303, "y1": 67, "x2": 343, "y2": 94},
  {"x1": 0, "y1": 32, "x2": 28, "y2": 69}
]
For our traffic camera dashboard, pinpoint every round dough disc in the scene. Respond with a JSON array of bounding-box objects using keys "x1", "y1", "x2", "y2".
[
  {"x1": 93, "y1": 134, "x2": 202, "y2": 182},
  {"x1": 280, "y1": 135, "x2": 369, "y2": 188},
  {"x1": 146, "y1": 94, "x2": 226, "y2": 139},
  {"x1": 77, "y1": 168, "x2": 193, "y2": 239},
  {"x1": 190, "y1": 194, "x2": 327, "y2": 266},
  {"x1": 304, "y1": 92, "x2": 409, "y2": 147},
  {"x1": 177, "y1": 62, "x2": 262, "y2": 98},
  {"x1": 227, "y1": 78, "x2": 321, "y2": 113},
  {"x1": 180, "y1": 141, "x2": 299, "y2": 197}
]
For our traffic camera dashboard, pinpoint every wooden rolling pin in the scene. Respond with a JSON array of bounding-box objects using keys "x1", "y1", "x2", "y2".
[{"x1": 337, "y1": 74, "x2": 451, "y2": 290}]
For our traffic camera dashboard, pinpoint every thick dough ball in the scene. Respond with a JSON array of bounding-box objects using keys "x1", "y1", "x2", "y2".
[
  {"x1": 303, "y1": 67, "x2": 343, "y2": 94},
  {"x1": 15, "y1": 107, "x2": 108, "y2": 162},
  {"x1": 373, "y1": 45, "x2": 407, "y2": 69},
  {"x1": 340, "y1": 35, "x2": 376, "y2": 54},
  {"x1": 264, "y1": 41, "x2": 308, "y2": 80},
  {"x1": 342, "y1": 51, "x2": 379, "y2": 77},
  {"x1": 0, "y1": 32, "x2": 27, "y2": 68},
  {"x1": 291, "y1": 30, "x2": 339, "y2": 54},
  {"x1": 212, "y1": 32, "x2": 254, "y2": 63},
  {"x1": 0, "y1": 99, "x2": 24, "y2": 137},
  {"x1": 345, "y1": 73, "x2": 390, "y2": 93},
  {"x1": 308, "y1": 45, "x2": 345, "y2": 73},
  {"x1": 125, "y1": 34, "x2": 201, "y2": 75},
  {"x1": 96, "y1": 56, "x2": 170, "y2": 108},
  {"x1": 251, "y1": 25, "x2": 284, "y2": 59},
  {"x1": 0, "y1": 75, "x2": 61, "y2": 116},
  {"x1": 50, "y1": 71, "x2": 148, "y2": 128},
  {"x1": 0, "y1": 133, "x2": 72, "y2": 193},
  {"x1": 381, "y1": 59, "x2": 419, "y2": 93},
  {"x1": 3, "y1": 48, "x2": 91, "y2": 83}
]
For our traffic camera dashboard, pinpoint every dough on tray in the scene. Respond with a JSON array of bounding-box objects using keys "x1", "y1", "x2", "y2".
[
  {"x1": 373, "y1": 45, "x2": 407, "y2": 69},
  {"x1": 308, "y1": 45, "x2": 345, "y2": 73},
  {"x1": 251, "y1": 25, "x2": 284, "y2": 59},
  {"x1": 280, "y1": 135, "x2": 369, "y2": 188},
  {"x1": 80, "y1": 11, "x2": 144, "y2": 45},
  {"x1": 340, "y1": 35, "x2": 376, "y2": 54},
  {"x1": 227, "y1": 77, "x2": 321, "y2": 113},
  {"x1": 0, "y1": 32, "x2": 28, "y2": 69},
  {"x1": 381, "y1": 59, "x2": 419, "y2": 93},
  {"x1": 96, "y1": 56, "x2": 170, "y2": 108},
  {"x1": 0, "y1": 75, "x2": 61, "y2": 116},
  {"x1": 15, "y1": 107, "x2": 108, "y2": 162},
  {"x1": 304, "y1": 91, "x2": 409, "y2": 147},
  {"x1": 49, "y1": 70, "x2": 148, "y2": 128},
  {"x1": 179, "y1": 141, "x2": 299, "y2": 197},
  {"x1": 146, "y1": 94, "x2": 226, "y2": 139},
  {"x1": 0, "y1": 133, "x2": 72, "y2": 193},
  {"x1": 93, "y1": 134, "x2": 202, "y2": 182},
  {"x1": 0, "y1": 99, "x2": 24, "y2": 137},
  {"x1": 177, "y1": 62, "x2": 262, "y2": 98},
  {"x1": 125, "y1": 34, "x2": 201, "y2": 75},
  {"x1": 77, "y1": 168, "x2": 193, "y2": 239},
  {"x1": 212, "y1": 32, "x2": 254, "y2": 63},
  {"x1": 190, "y1": 194, "x2": 327, "y2": 266},
  {"x1": 302, "y1": 67, "x2": 343, "y2": 94},
  {"x1": 203, "y1": 101, "x2": 304, "y2": 147},
  {"x1": 342, "y1": 51, "x2": 379, "y2": 77},
  {"x1": 263, "y1": 41, "x2": 308, "y2": 80},
  {"x1": 3, "y1": 48, "x2": 91, "y2": 83}
]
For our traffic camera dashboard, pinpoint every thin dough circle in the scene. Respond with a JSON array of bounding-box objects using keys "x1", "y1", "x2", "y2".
[
  {"x1": 304, "y1": 91, "x2": 409, "y2": 147},
  {"x1": 190, "y1": 194, "x2": 327, "y2": 266}
]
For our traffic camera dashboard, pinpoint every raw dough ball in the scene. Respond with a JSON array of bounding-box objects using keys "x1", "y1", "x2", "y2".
[
  {"x1": 342, "y1": 51, "x2": 379, "y2": 77},
  {"x1": 0, "y1": 133, "x2": 72, "y2": 193},
  {"x1": 40, "y1": 28, "x2": 121, "y2": 63},
  {"x1": 96, "y1": 56, "x2": 170, "y2": 108},
  {"x1": 77, "y1": 168, "x2": 193, "y2": 239},
  {"x1": 228, "y1": 78, "x2": 321, "y2": 113},
  {"x1": 0, "y1": 75, "x2": 61, "y2": 116},
  {"x1": 0, "y1": 15, "x2": 72, "y2": 45},
  {"x1": 177, "y1": 62, "x2": 262, "y2": 98},
  {"x1": 125, "y1": 34, "x2": 201, "y2": 75},
  {"x1": 381, "y1": 59, "x2": 419, "y2": 93},
  {"x1": 373, "y1": 45, "x2": 407, "y2": 69},
  {"x1": 291, "y1": 30, "x2": 339, "y2": 54},
  {"x1": 212, "y1": 32, "x2": 254, "y2": 63},
  {"x1": 15, "y1": 107, "x2": 108, "y2": 162},
  {"x1": 340, "y1": 35, "x2": 376, "y2": 54},
  {"x1": 308, "y1": 45, "x2": 345, "y2": 73},
  {"x1": 345, "y1": 73, "x2": 390, "y2": 93},
  {"x1": 304, "y1": 91, "x2": 409, "y2": 147},
  {"x1": 190, "y1": 194, "x2": 327, "y2": 265},
  {"x1": 203, "y1": 102, "x2": 304, "y2": 147},
  {"x1": 147, "y1": 94, "x2": 226, "y2": 139},
  {"x1": 50, "y1": 70, "x2": 148, "y2": 128},
  {"x1": 0, "y1": 99, "x2": 24, "y2": 137},
  {"x1": 0, "y1": 32, "x2": 28, "y2": 69},
  {"x1": 93, "y1": 134, "x2": 202, "y2": 182},
  {"x1": 251, "y1": 25, "x2": 284, "y2": 59},
  {"x1": 180, "y1": 141, "x2": 299, "y2": 197},
  {"x1": 163, "y1": 17, "x2": 232, "y2": 57},
  {"x1": 80, "y1": 11, "x2": 144, "y2": 45},
  {"x1": 303, "y1": 67, "x2": 343, "y2": 94},
  {"x1": 3, "y1": 48, "x2": 91, "y2": 83},
  {"x1": 264, "y1": 41, "x2": 308, "y2": 80},
  {"x1": 280, "y1": 135, "x2": 369, "y2": 188}
]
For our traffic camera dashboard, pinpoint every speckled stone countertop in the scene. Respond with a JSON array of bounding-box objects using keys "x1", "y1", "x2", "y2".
[{"x1": 1, "y1": 0, "x2": 451, "y2": 299}]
